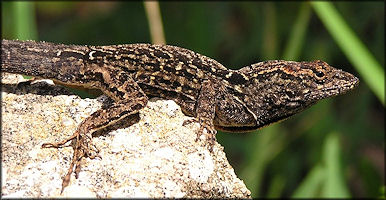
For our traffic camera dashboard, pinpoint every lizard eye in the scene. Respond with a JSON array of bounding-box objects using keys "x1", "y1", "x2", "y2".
[{"x1": 315, "y1": 71, "x2": 325, "y2": 78}]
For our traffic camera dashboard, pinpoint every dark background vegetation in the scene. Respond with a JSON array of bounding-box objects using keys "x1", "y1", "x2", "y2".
[{"x1": 2, "y1": 1, "x2": 384, "y2": 198}]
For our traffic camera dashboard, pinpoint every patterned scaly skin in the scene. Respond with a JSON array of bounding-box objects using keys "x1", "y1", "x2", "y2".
[{"x1": 1, "y1": 39, "x2": 359, "y2": 192}]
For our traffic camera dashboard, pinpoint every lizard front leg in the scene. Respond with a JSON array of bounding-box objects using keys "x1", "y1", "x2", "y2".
[
  {"x1": 193, "y1": 79, "x2": 222, "y2": 151},
  {"x1": 42, "y1": 71, "x2": 148, "y2": 193}
]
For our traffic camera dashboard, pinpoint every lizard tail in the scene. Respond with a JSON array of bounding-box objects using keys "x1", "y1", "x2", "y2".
[{"x1": 1, "y1": 39, "x2": 88, "y2": 83}]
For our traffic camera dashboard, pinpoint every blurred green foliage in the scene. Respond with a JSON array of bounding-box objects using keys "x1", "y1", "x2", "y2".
[
  {"x1": 311, "y1": 2, "x2": 384, "y2": 105},
  {"x1": 2, "y1": 1, "x2": 384, "y2": 198}
]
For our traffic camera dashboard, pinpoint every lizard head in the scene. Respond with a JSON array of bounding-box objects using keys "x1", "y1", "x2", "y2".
[
  {"x1": 283, "y1": 60, "x2": 359, "y2": 102},
  {"x1": 235, "y1": 60, "x2": 359, "y2": 129}
]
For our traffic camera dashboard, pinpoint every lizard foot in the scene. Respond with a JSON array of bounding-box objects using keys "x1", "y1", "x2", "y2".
[
  {"x1": 60, "y1": 135, "x2": 99, "y2": 193},
  {"x1": 42, "y1": 132, "x2": 99, "y2": 193},
  {"x1": 183, "y1": 118, "x2": 217, "y2": 152},
  {"x1": 196, "y1": 119, "x2": 217, "y2": 152}
]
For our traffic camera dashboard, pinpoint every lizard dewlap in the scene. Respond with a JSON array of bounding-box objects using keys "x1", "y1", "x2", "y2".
[{"x1": 1, "y1": 39, "x2": 359, "y2": 192}]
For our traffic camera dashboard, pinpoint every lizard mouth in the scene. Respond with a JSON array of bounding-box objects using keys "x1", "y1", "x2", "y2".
[
  {"x1": 324, "y1": 76, "x2": 358, "y2": 95},
  {"x1": 306, "y1": 72, "x2": 359, "y2": 101},
  {"x1": 215, "y1": 124, "x2": 260, "y2": 132}
]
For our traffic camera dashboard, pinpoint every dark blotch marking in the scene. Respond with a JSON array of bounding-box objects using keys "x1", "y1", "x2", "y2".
[
  {"x1": 181, "y1": 68, "x2": 194, "y2": 80},
  {"x1": 143, "y1": 61, "x2": 159, "y2": 70},
  {"x1": 227, "y1": 73, "x2": 247, "y2": 85},
  {"x1": 216, "y1": 70, "x2": 231, "y2": 79},
  {"x1": 119, "y1": 66, "x2": 137, "y2": 74},
  {"x1": 162, "y1": 65, "x2": 176, "y2": 73},
  {"x1": 136, "y1": 73, "x2": 150, "y2": 82},
  {"x1": 153, "y1": 49, "x2": 170, "y2": 59},
  {"x1": 172, "y1": 80, "x2": 181, "y2": 88},
  {"x1": 174, "y1": 53, "x2": 189, "y2": 65},
  {"x1": 136, "y1": 48, "x2": 153, "y2": 58},
  {"x1": 120, "y1": 49, "x2": 136, "y2": 55},
  {"x1": 182, "y1": 84, "x2": 197, "y2": 95},
  {"x1": 131, "y1": 103, "x2": 144, "y2": 111},
  {"x1": 84, "y1": 71, "x2": 104, "y2": 82},
  {"x1": 109, "y1": 87, "x2": 126, "y2": 99},
  {"x1": 91, "y1": 50, "x2": 110, "y2": 58},
  {"x1": 59, "y1": 51, "x2": 85, "y2": 60},
  {"x1": 158, "y1": 77, "x2": 172, "y2": 86},
  {"x1": 118, "y1": 73, "x2": 130, "y2": 83},
  {"x1": 192, "y1": 57, "x2": 202, "y2": 67},
  {"x1": 192, "y1": 57, "x2": 212, "y2": 73},
  {"x1": 279, "y1": 71, "x2": 296, "y2": 80}
]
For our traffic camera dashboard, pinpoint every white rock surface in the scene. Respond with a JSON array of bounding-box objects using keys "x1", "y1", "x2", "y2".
[{"x1": 1, "y1": 73, "x2": 251, "y2": 198}]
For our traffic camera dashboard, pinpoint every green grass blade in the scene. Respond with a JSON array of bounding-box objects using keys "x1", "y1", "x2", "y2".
[
  {"x1": 240, "y1": 125, "x2": 284, "y2": 197},
  {"x1": 10, "y1": 1, "x2": 38, "y2": 80},
  {"x1": 282, "y1": 2, "x2": 312, "y2": 61},
  {"x1": 12, "y1": 1, "x2": 38, "y2": 40},
  {"x1": 262, "y1": 2, "x2": 278, "y2": 60},
  {"x1": 267, "y1": 174, "x2": 286, "y2": 198},
  {"x1": 379, "y1": 185, "x2": 385, "y2": 199},
  {"x1": 311, "y1": 2, "x2": 385, "y2": 105},
  {"x1": 322, "y1": 132, "x2": 351, "y2": 198},
  {"x1": 143, "y1": 1, "x2": 166, "y2": 44},
  {"x1": 292, "y1": 165, "x2": 325, "y2": 198}
]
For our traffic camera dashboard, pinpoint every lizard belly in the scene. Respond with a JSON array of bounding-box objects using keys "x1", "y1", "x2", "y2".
[{"x1": 213, "y1": 107, "x2": 257, "y2": 132}]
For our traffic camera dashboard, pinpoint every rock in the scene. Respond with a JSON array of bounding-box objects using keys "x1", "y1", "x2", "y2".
[{"x1": 1, "y1": 73, "x2": 251, "y2": 198}]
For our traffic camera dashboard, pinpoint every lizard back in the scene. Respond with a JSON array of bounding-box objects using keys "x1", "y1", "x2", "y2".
[{"x1": 1, "y1": 40, "x2": 243, "y2": 116}]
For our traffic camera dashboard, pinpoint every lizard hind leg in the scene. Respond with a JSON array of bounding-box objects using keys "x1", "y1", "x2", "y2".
[
  {"x1": 41, "y1": 72, "x2": 148, "y2": 193},
  {"x1": 41, "y1": 96, "x2": 148, "y2": 193}
]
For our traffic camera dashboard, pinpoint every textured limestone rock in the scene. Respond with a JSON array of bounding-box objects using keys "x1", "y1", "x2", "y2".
[{"x1": 1, "y1": 73, "x2": 251, "y2": 198}]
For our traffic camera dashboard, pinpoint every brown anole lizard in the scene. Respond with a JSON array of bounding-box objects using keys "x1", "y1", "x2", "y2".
[{"x1": 1, "y1": 39, "x2": 359, "y2": 192}]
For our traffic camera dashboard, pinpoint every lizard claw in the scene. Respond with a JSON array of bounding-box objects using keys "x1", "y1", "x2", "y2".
[
  {"x1": 182, "y1": 118, "x2": 198, "y2": 126},
  {"x1": 41, "y1": 134, "x2": 77, "y2": 149}
]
